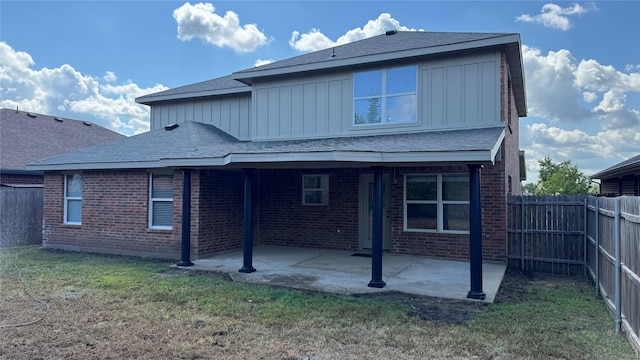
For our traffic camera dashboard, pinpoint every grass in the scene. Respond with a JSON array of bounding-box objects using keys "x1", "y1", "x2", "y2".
[{"x1": 0, "y1": 246, "x2": 636, "y2": 359}]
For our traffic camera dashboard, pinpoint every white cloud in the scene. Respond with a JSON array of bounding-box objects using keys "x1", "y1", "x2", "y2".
[
  {"x1": 289, "y1": 13, "x2": 423, "y2": 52},
  {"x1": 254, "y1": 59, "x2": 274, "y2": 67},
  {"x1": 104, "y1": 71, "x2": 117, "y2": 82},
  {"x1": 515, "y1": 2, "x2": 596, "y2": 31},
  {"x1": 0, "y1": 41, "x2": 167, "y2": 135},
  {"x1": 522, "y1": 45, "x2": 640, "y2": 129},
  {"x1": 173, "y1": 2, "x2": 267, "y2": 53}
]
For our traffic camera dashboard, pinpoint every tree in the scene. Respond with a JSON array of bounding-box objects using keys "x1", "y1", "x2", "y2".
[{"x1": 526, "y1": 156, "x2": 597, "y2": 195}]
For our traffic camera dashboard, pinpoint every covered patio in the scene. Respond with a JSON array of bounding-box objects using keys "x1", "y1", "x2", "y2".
[{"x1": 179, "y1": 246, "x2": 506, "y2": 303}]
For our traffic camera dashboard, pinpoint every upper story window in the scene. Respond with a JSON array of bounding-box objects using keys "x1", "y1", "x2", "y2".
[
  {"x1": 64, "y1": 173, "x2": 82, "y2": 225},
  {"x1": 354, "y1": 65, "x2": 417, "y2": 126},
  {"x1": 149, "y1": 173, "x2": 173, "y2": 229}
]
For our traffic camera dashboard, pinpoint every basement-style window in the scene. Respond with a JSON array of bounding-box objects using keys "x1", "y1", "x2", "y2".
[
  {"x1": 64, "y1": 173, "x2": 83, "y2": 225},
  {"x1": 354, "y1": 65, "x2": 417, "y2": 126},
  {"x1": 149, "y1": 173, "x2": 173, "y2": 229},
  {"x1": 405, "y1": 174, "x2": 470, "y2": 233},
  {"x1": 302, "y1": 174, "x2": 329, "y2": 205}
]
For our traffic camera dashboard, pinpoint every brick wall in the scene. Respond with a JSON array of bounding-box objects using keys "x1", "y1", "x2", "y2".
[
  {"x1": 501, "y1": 51, "x2": 522, "y2": 196},
  {"x1": 194, "y1": 169, "x2": 245, "y2": 257},
  {"x1": 601, "y1": 175, "x2": 640, "y2": 196},
  {"x1": 1, "y1": 173, "x2": 43, "y2": 185},
  {"x1": 257, "y1": 166, "x2": 507, "y2": 262},
  {"x1": 43, "y1": 170, "x2": 180, "y2": 259},
  {"x1": 257, "y1": 168, "x2": 362, "y2": 251}
]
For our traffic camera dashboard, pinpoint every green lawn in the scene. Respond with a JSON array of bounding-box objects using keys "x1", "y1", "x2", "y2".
[{"x1": 0, "y1": 246, "x2": 636, "y2": 359}]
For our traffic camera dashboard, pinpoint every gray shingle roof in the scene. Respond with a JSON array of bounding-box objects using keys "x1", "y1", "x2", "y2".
[
  {"x1": 28, "y1": 121, "x2": 504, "y2": 170},
  {"x1": 1, "y1": 108, "x2": 124, "y2": 172},
  {"x1": 234, "y1": 31, "x2": 514, "y2": 75},
  {"x1": 136, "y1": 75, "x2": 250, "y2": 104},
  {"x1": 590, "y1": 154, "x2": 640, "y2": 179}
]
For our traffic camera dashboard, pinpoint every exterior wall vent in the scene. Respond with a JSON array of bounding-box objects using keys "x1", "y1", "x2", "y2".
[
  {"x1": 54, "y1": 117, "x2": 64, "y2": 122},
  {"x1": 165, "y1": 123, "x2": 179, "y2": 131}
]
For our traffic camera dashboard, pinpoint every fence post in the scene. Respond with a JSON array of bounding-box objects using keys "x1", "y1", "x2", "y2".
[
  {"x1": 614, "y1": 198, "x2": 621, "y2": 334},
  {"x1": 521, "y1": 196, "x2": 526, "y2": 271},
  {"x1": 583, "y1": 197, "x2": 587, "y2": 278},
  {"x1": 595, "y1": 197, "x2": 600, "y2": 297}
]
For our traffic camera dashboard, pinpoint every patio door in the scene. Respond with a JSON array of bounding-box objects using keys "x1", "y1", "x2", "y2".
[{"x1": 359, "y1": 174, "x2": 391, "y2": 250}]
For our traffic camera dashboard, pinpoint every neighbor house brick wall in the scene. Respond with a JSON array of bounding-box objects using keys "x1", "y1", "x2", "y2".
[
  {"x1": 42, "y1": 169, "x2": 180, "y2": 259},
  {"x1": 1, "y1": 173, "x2": 43, "y2": 185},
  {"x1": 600, "y1": 175, "x2": 640, "y2": 196}
]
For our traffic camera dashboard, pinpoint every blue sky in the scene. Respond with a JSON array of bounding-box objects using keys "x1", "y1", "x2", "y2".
[{"x1": 1, "y1": 1, "x2": 639, "y2": 183}]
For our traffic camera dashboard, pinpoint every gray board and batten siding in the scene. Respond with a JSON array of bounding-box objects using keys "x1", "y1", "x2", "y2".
[{"x1": 147, "y1": 51, "x2": 501, "y2": 142}]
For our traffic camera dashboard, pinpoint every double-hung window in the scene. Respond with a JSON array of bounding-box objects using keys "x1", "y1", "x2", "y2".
[
  {"x1": 64, "y1": 173, "x2": 82, "y2": 224},
  {"x1": 354, "y1": 65, "x2": 417, "y2": 125},
  {"x1": 405, "y1": 174, "x2": 470, "y2": 233},
  {"x1": 149, "y1": 173, "x2": 173, "y2": 229},
  {"x1": 302, "y1": 174, "x2": 329, "y2": 205}
]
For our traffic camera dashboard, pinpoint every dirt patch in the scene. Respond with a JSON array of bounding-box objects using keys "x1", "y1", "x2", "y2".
[{"x1": 354, "y1": 268, "x2": 535, "y2": 326}]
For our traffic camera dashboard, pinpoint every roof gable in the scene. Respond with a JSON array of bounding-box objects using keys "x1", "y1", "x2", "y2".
[{"x1": 0, "y1": 108, "x2": 124, "y2": 171}]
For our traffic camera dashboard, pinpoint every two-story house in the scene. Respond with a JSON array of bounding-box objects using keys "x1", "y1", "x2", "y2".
[{"x1": 29, "y1": 31, "x2": 527, "y2": 296}]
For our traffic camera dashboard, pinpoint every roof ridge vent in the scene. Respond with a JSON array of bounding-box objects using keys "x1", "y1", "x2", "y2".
[
  {"x1": 54, "y1": 117, "x2": 64, "y2": 122},
  {"x1": 27, "y1": 113, "x2": 37, "y2": 118},
  {"x1": 165, "y1": 123, "x2": 179, "y2": 131},
  {"x1": 385, "y1": 30, "x2": 398, "y2": 36}
]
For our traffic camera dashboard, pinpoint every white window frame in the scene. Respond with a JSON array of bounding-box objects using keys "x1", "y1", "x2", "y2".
[
  {"x1": 353, "y1": 65, "x2": 418, "y2": 126},
  {"x1": 302, "y1": 174, "x2": 329, "y2": 206},
  {"x1": 64, "y1": 173, "x2": 82, "y2": 225},
  {"x1": 148, "y1": 173, "x2": 173, "y2": 230},
  {"x1": 404, "y1": 174, "x2": 470, "y2": 234}
]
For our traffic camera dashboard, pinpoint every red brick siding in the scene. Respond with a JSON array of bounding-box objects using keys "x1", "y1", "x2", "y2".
[
  {"x1": 257, "y1": 166, "x2": 507, "y2": 262},
  {"x1": 501, "y1": 52, "x2": 522, "y2": 196},
  {"x1": 42, "y1": 170, "x2": 180, "y2": 259},
  {"x1": 193, "y1": 170, "x2": 245, "y2": 257},
  {"x1": 1, "y1": 173, "x2": 43, "y2": 185},
  {"x1": 257, "y1": 168, "x2": 361, "y2": 251},
  {"x1": 600, "y1": 175, "x2": 640, "y2": 196}
]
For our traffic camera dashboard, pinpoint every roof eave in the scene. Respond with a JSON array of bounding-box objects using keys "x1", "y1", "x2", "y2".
[
  {"x1": 590, "y1": 162, "x2": 640, "y2": 179},
  {"x1": 28, "y1": 149, "x2": 498, "y2": 172},
  {"x1": 135, "y1": 86, "x2": 250, "y2": 105}
]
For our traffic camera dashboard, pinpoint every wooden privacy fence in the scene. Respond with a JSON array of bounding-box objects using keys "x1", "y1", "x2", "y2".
[
  {"x1": 0, "y1": 185, "x2": 43, "y2": 247},
  {"x1": 507, "y1": 195, "x2": 640, "y2": 353}
]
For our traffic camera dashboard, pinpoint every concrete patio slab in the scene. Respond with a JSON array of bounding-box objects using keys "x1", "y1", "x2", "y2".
[{"x1": 181, "y1": 246, "x2": 506, "y2": 302}]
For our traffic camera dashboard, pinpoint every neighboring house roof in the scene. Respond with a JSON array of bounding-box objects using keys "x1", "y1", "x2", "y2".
[
  {"x1": 590, "y1": 154, "x2": 640, "y2": 179},
  {"x1": 27, "y1": 121, "x2": 505, "y2": 171},
  {"x1": 136, "y1": 31, "x2": 526, "y2": 117},
  {"x1": 0, "y1": 108, "x2": 125, "y2": 175}
]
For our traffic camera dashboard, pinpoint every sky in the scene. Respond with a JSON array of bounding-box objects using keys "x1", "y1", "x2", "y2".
[{"x1": 1, "y1": 1, "x2": 639, "y2": 184}]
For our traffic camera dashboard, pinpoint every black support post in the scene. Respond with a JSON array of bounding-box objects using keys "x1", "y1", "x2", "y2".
[
  {"x1": 177, "y1": 169, "x2": 193, "y2": 267},
  {"x1": 368, "y1": 166, "x2": 386, "y2": 288},
  {"x1": 467, "y1": 164, "x2": 485, "y2": 300},
  {"x1": 239, "y1": 168, "x2": 256, "y2": 273}
]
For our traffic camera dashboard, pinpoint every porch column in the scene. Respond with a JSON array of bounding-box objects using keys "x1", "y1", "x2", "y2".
[
  {"x1": 368, "y1": 166, "x2": 386, "y2": 288},
  {"x1": 239, "y1": 168, "x2": 256, "y2": 273},
  {"x1": 467, "y1": 164, "x2": 486, "y2": 300},
  {"x1": 177, "y1": 169, "x2": 194, "y2": 267}
]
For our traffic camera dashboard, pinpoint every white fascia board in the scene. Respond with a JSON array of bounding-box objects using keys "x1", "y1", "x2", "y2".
[
  {"x1": 232, "y1": 34, "x2": 520, "y2": 83},
  {"x1": 136, "y1": 87, "x2": 250, "y2": 105},
  {"x1": 490, "y1": 129, "x2": 506, "y2": 163},
  {"x1": 26, "y1": 160, "x2": 168, "y2": 172}
]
